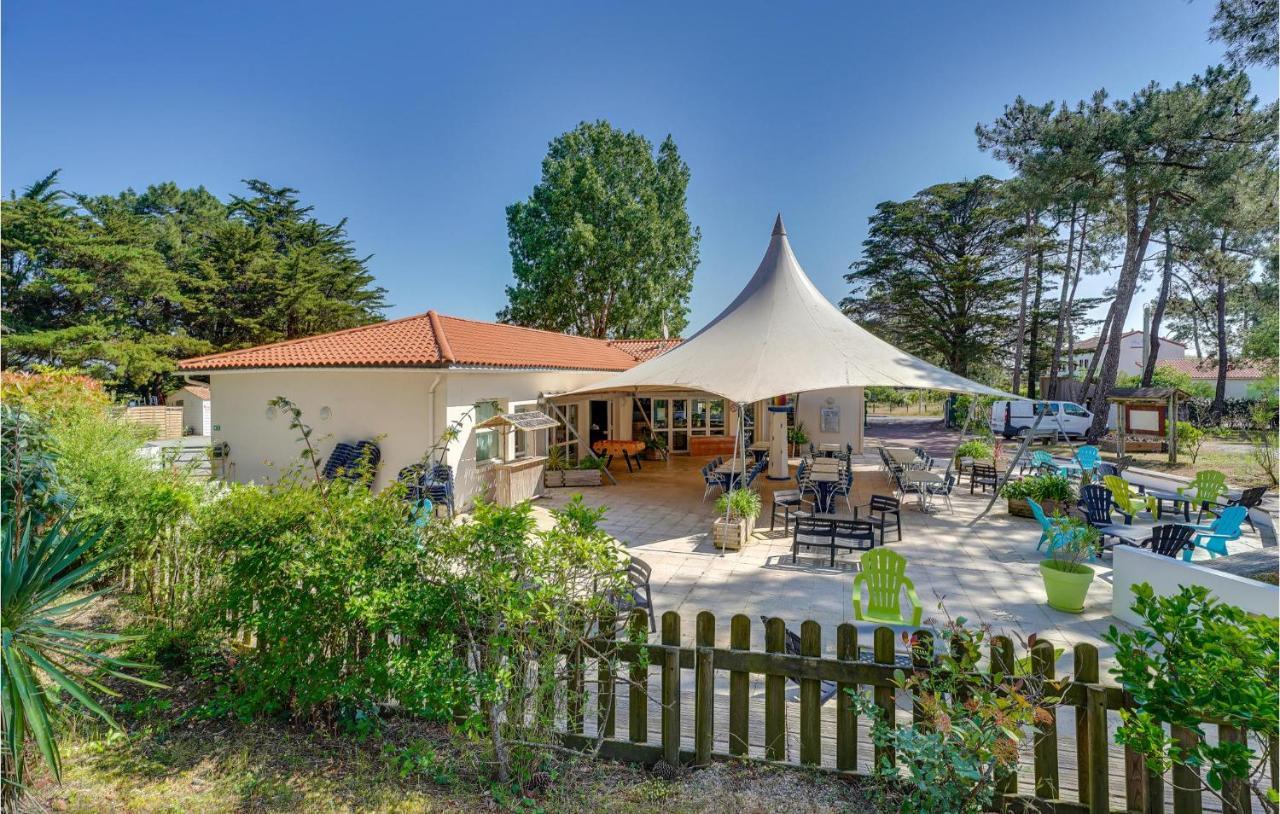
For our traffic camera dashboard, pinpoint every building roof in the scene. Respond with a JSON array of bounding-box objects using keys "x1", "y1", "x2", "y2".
[
  {"x1": 1157, "y1": 358, "x2": 1271, "y2": 381},
  {"x1": 1075, "y1": 330, "x2": 1186, "y2": 351},
  {"x1": 171, "y1": 384, "x2": 210, "y2": 400},
  {"x1": 607, "y1": 338, "x2": 683, "y2": 362},
  {"x1": 177, "y1": 311, "x2": 647, "y2": 372}
]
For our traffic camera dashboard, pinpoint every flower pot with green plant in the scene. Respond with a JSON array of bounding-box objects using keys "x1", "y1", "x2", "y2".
[
  {"x1": 642, "y1": 430, "x2": 668, "y2": 461},
  {"x1": 1039, "y1": 516, "x2": 1099, "y2": 613},
  {"x1": 1001, "y1": 473, "x2": 1075, "y2": 518},
  {"x1": 953, "y1": 439, "x2": 994, "y2": 474},
  {"x1": 712, "y1": 488, "x2": 762, "y2": 550},
  {"x1": 787, "y1": 422, "x2": 809, "y2": 458}
]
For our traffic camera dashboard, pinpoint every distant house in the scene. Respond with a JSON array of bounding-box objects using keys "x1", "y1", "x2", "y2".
[
  {"x1": 1157, "y1": 358, "x2": 1273, "y2": 400},
  {"x1": 1068, "y1": 330, "x2": 1186, "y2": 378},
  {"x1": 166, "y1": 384, "x2": 211, "y2": 437}
]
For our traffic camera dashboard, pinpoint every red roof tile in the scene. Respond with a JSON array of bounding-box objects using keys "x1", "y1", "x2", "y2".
[
  {"x1": 1158, "y1": 358, "x2": 1272, "y2": 380},
  {"x1": 177, "y1": 312, "x2": 649, "y2": 372},
  {"x1": 608, "y1": 338, "x2": 683, "y2": 362}
]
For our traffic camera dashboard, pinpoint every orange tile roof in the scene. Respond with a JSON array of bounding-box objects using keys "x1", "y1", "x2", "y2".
[
  {"x1": 1158, "y1": 358, "x2": 1272, "y2": 380},
  {"x1": 177, "y1": 311, "x2": 649, "y2": 372},
  {"x1": 608, "y1": 338, "x2": 683, "y2": 362}
]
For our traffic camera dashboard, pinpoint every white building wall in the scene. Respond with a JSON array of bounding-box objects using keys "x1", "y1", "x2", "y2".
[
  {"x1": 1071, "y1": 334, "x2": 1185, "y2": 377},
  {"x1": 208, "y1": 369, "x2": 438, "y2": 493},
  {"x1": 794, "y1": 387, "x2": 865, "y2": 454},
  {"x1": 1112, "y1": 546, "x2": 1278, "y2": 624}
]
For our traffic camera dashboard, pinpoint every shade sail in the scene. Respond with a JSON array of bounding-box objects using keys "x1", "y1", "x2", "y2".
[{"x1": 566, "y1": 216, "x2": 1013, "y2": 404}]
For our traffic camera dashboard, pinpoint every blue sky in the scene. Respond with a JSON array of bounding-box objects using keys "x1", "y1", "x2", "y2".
[{"x1": 4, "y1": 1, "x2": 1275, "y2": 335}]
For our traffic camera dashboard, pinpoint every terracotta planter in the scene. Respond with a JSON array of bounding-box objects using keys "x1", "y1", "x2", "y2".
[
  {"x1": 1008, "y1": 497, "x2": 1070, "y2": 518},
  {"x1": 1040, "y1": 560, "x2": 1095, "y2": 613}
]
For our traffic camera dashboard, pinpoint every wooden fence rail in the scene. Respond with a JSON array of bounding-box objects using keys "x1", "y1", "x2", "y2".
[{"x1": 548, "y1": 610, "x2": 1272, "y2": 814}]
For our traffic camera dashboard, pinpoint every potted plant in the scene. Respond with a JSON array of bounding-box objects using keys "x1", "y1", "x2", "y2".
[
  {"x1": 787, "y1": 422, "x2": 809, "y2": 457},
  {"x1": 1001, "y1": 473, "x2": 1074, "y2": 518},
  {"x1": 543, "y1": 445, "x2": 568, "y2": 487},
  {"x1": 712, "y1": 488, "x2": 762, "y2": 550},
  {"x1": 1039, "y1": 516, "x2": 1099, "y2": 613},
  {"x1": 642, "y1": 431, "x2": 668, "y2": 461},
  {"x1": 953, "y1": 439, "x2": 994, "y2": 474},
  {"x1": 562, "y1": 455, "x2": 606, "y2": 487}
]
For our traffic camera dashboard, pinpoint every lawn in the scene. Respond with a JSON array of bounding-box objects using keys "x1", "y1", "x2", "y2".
[{"x1": 1037, "y1": 435, "x2": 1277, "y2": 487}]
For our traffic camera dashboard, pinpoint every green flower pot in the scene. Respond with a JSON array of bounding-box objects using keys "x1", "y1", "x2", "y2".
[{"x1": 1039, "y1": 560, "x2": 1095, "y2": 613}]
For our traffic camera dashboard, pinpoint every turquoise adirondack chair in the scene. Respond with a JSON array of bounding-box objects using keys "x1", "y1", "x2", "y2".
[
  {"x1": 1186, "y1": 504, "x2": 1248, "y2": 560},
  {"x1": 1073, "y1": 445, "x2": 1100, "y2": 479},
  {"x1": 853, "y1": 548, "x2": 923, "y2": 626},
  {"x1": 1177, "y1": 470, "x2": 1228, "y2": 522},
  {"x1": 1030, "y1": 450, "x2": 1059, "y2": 475},
  {"x1": 1027, "y1": 497, "x2": 1055, "y2": 550}
]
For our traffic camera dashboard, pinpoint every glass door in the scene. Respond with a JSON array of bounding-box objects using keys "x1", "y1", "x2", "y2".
[{"x1": 670, "y1": 398, "x2": 689, "y2": 452}]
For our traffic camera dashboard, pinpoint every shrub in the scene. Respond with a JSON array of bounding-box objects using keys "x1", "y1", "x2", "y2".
[
  {"x1": 1106, "y1": 585, "x2": 1278, "y2": 810},
  {"x1": 1175, "y1": 421, "x2": 1206, "y2": 464},
  {"x1": 954, "y1": 439, "x2": 994, "y2": 463},
  {"x1": 853, "y1": 620, "x2": 1055, "y2": 814},
  {"x1": 1001, "y1": 473, "x2": 1075, "y2": 503},
  {"x1": 1044, "y1": 516, "x2": 1099, "y2": 572},
  {"x1": 715, "y1": 488, "x2": 762, "y2": 521}
]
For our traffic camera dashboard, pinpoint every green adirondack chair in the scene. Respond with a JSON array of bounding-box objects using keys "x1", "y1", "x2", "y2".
[
  {"x1": 852, "y1": 548, "x2": 923, "y2": 626},
  {"x1": 1103, "y1": 475, "x2": 1155, "y2": 520},
  {"x1": 1177, "y1": 470, "x2": 1228, "y2": 522}
]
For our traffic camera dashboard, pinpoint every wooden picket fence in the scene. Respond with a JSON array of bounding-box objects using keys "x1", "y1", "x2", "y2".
[{"x1": 548, "y1": 609, "x2": 1274, "y2": 814}]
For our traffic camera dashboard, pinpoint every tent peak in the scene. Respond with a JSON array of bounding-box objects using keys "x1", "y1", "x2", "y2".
[{"x1": 772, "y1": 213, "x2": 786, "y2": 236}]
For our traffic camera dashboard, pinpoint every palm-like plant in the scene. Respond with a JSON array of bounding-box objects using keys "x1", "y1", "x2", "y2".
[{"x1": 2, "y1": 514, "x2": 158, "y2": 803}]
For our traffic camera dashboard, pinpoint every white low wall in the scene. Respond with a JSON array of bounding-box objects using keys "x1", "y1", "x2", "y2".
[{"x1": 1111, "y1": 545, "x2": 1279, "y2": 625}]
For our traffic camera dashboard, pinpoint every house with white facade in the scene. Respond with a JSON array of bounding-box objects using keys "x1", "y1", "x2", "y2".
[{"x1": 1068, "y1": 330, "x2": 1186, "y2": 377}]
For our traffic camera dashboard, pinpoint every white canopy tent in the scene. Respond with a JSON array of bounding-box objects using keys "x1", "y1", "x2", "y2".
[{"x1": 566, "y1": 215, "x2": 1012, "y2": 404}]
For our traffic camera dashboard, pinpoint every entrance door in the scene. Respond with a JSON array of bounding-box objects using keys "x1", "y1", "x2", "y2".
[{"x1": 589, "y1": 400, "x2": 610, "y2": 448}]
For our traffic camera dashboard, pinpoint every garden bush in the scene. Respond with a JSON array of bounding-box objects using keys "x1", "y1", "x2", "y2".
[
  {"x1": 1000, "y1": 473, "x2": 1075, "y2": 503},
  {"x1": 953, "y1": 439, "x2": 994, "y2": 463}
]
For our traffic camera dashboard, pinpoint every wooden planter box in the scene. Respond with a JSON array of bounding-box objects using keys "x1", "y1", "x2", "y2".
[
  {"x1": 712, "y1": 516, "x2": 757, "y2": 550},
  {"x1": 1008, "y1": 497, "x2": 1071, "y2": 518},
  {"x1": 544, "y1": 469, "x2": 604, "y2": 488}
]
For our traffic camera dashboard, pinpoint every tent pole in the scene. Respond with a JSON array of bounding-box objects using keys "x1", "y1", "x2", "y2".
[{"x1": 971, "y1": 403, "x2": 1044, "y2": 525}]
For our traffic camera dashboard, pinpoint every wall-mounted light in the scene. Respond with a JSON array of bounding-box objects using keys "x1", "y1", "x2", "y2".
[
  {"x1": 319, "y1": 406, "x2": 333, "y2": 421},
  {"x1": 265, "y1": 405, "x2": 277, "y2": 421}
]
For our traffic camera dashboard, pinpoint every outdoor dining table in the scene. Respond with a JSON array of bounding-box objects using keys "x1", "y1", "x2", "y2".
[
  {"x1": 810, "y1": 458, "x2": 841, "y2": 471},
  {"x1": 817, "y1": 442, "x2": 842, "y2": 457},
  {"x1": 885, "y1": 447, "x2": 918, "y2": 466},
  {"x1": 807, "y1": 470, "x2": 841, "y2": 513},
  {"x1": 1138, "y1": 487, "x2": 1194, "y2": 521},
  {"x1": 899, "y1": 469, "x2": 944, "y2": 512},
  {"x1": 748, "y1": 441, "x2": 770, "y2": 463},
  {"x1": 715, "y1": 460, "x2": 750, "y2": 489}
]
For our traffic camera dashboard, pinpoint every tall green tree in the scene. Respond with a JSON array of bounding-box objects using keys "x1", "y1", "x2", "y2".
[
  {"x1": 499, "y1": 121, "x2": 700, "y2": 339},
  {"x1": 2, "y1": 175, "x2": 387, "y2": 397},
  {"x1": 843, "y1": 176, "x2": 1020, "y2": 378},
  {"x1": 1209, "y1": 0, "x2": 1279, "y2": 69},
  {"x1": 980, "y1": 68, "x2": 1276, "y2": 439}
]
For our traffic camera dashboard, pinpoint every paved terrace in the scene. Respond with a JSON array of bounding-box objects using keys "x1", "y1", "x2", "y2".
[{"x1": 536, "y1": 417, "x2": 1271, "y2": 665}]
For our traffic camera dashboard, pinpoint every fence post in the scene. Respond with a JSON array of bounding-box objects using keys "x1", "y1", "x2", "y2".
[
  {"x1": 1123, "y1": 690, "x2": 1146, "y2": 813},
  {"x1": 660, "y1": 612, "x2": 681, "y2": 767},
  {"x1": 873, "y1": 626, "x2": 896, "y2": 769},
  {"x1": 836, "y1": 623, "x2": 858, "y2": 772},
  {"x1": 628, "y1": 608, "x2": 648, "y2": 744},
  {"x1": 695, "y1": 611, "x2": 715, "y2": 767},
  {"x1": 991, "y1": 634, "x2": 1018, "y2": 799},
  {"x1": 1031, "y1": 639, "x2": 1060, "y2": 800},
  {"x1": 1086, "y1": 684, "x2": 1110, "y2": 814},
  {"x1": 728, "y1": 614, "x2": 750, "y2": 756},
  {"x1": 598, "y1": 608, "x2": 617, "y2": 739},
  {"x1": 799, "y1": 620, "x2": 822, "y2": 766},
  {"x1": 1074, "y1": 643, "x2": 1100, "y2": 809},
  {"x1": 1218, "y1": 724, "x2": 1249, "y2": 814},
  {"x1": 1170, "y1": 725, "x2": 1201, "y2": 814},
  {"x1": 765, "y1": 617, "x2": 786, "y2": 761}
]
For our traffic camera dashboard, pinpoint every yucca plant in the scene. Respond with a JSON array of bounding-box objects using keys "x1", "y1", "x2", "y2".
[{"x1": 1, "y1": 513, "x2": 159, "y2": 804}]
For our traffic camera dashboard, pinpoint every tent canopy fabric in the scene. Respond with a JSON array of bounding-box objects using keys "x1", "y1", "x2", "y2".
[{"x1": 566, "y1": 215, "x2": 1014, "y2": 404}]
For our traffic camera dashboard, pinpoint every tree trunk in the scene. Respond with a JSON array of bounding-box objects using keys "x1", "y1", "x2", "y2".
[
  {"x1": 1010, "y1": 211, "x2": 1034, "y2": 394},
  {"x1": 1140, "y1": 229, "x2": 1173, "y2": 387},
  {"x1": 1065, "y1": 213, "x2": 1088, "y2": 382},
  {"x1": 1213, "y1": 265, "x2": 1229, "y2": 420},
  {"x1": 1082, "y1": 301, "x2": 1115, "y2": 408},
  {"x1": 1027, "y1": 248, "x2": 1045, "y2": 399},
  {"x1": 1086, "y1": 188, "x2": 1160, "y2": 442},
  {"x1": 1048, "y1": 204, "x2": 1079, "y2": 399}
]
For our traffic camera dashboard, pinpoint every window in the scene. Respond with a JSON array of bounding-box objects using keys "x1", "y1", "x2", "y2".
[
  {"x1": 513, "y1": 404, "x2": 532, "y2": 458},
  {"x1": 553, "y1": 403, "x2": 580, "y2": 463},
  {"x1": 1062, "y1": 403, "x2": 1089, "y2": 417},
  {"x1": 474, "y1": 400, "x2": 500, "y2": 462}
]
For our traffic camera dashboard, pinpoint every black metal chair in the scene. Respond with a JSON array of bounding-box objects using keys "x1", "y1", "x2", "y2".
[
  {"x1": 969, "y1": 463, "x2": 998, "y2": 494},
  {"x1": 831, "y1": 518, "x2": 876, "y2": 559},
  {"x1": 626, "y1": 556, "x2": 656, "y2": 632},
  {"x1": 925, "y1": 469, "x2": 958, "y2": 513},
  {"x1": 1211, "y1": 485, "x2": 1267, "y2": 533},
  {"x1": 770, "y1": 488, "x2": 804, "y2": 533},
  {"x1": 865, "y1": 495, "x2": 901, "y2": 544},
  {"x1": 1143, "y1": 524, "x2": 1197, "y2": 559},
  {"x1": 422, "y1": 462, "x2": 455, "y2": 518}
]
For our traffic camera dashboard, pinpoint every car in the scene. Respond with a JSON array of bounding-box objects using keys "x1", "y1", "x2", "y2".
[{"x1": 989, "y1": 400, "x2": 1094, "y2": 440}]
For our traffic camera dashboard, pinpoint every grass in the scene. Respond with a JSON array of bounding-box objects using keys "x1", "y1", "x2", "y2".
[{"x1": 1035, "y1": 436, "x2": 1277, "y2": 488}]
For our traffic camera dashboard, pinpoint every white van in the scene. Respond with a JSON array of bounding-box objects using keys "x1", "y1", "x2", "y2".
[{"x1": 989, "y1": 400, "x2": 1095, "y2": 439}]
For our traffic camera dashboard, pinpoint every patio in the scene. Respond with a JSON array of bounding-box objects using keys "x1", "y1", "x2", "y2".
[{"x1": 534, "y1": 425, "x2": 1271, "y2": 665}]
